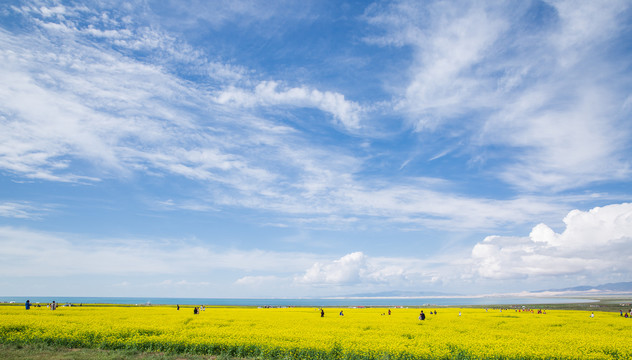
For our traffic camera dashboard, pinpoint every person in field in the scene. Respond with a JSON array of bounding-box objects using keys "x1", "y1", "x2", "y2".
[
  {"x1": 25, "y1": 300, "x2": 30, "y2": 310},
  {"x1": 320, "y1": 309, "x2": 324, "y2": 317}
]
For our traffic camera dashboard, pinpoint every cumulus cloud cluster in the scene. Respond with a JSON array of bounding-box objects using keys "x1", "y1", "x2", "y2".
[
  {"x1": 297, "y1": 252, "x2": 368, "y2": 285},
  {"x1": 294, "y1": 203, "x2": 632, "y2": 290},
  {"x1": 295, "y1": 251, "x2": 439, "y2": 287},
  {"x1": 472, "y1": 203, "x2": 632, "y2": 280},
  {"x1": 1, "y1": 203, "x2": 631, "y2": 295}
]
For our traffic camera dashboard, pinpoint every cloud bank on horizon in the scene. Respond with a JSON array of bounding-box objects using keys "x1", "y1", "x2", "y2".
[{"x1": 0, "y1": 0, "x2": 630, "y2": 298}]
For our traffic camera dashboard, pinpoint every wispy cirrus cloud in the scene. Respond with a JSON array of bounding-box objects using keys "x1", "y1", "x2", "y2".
[
  {"x1": 0, "y1": 1, "x2": 577, "y2": 233},
  {"x1": 365, "y1": 1, "x2": 508, "y2": 128},
  {"x1": 365, "y1": 0, "x2": 632, "y2": 191},
  {"x1": 1, "y1": 0, "x2": 631, "y2": 299},
  {"x1": 482, "y1": 0, "x2": 632, "y2": 191},
  {"x1": 0, "y1": 201, "x2": 50, "y2": 219},
  {"x1": 0, "y1": 25, "x2": 190, "y2": 181},
  {"x1": 148, "y1": 0, "x2": 317, "y2": 30},
  {"x1": 0, "y1": 5, "x2": 305, "y2": 188}
]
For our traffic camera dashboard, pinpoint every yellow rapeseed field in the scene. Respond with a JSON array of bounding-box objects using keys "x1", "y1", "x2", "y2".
[{"x1": 1, "y1": 305, "x2": 631, "y2": 359}]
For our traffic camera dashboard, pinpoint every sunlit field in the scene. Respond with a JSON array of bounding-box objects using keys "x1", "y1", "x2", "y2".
[{"x1": 1, "y1": 305, "x2": 630, "y2": 359}]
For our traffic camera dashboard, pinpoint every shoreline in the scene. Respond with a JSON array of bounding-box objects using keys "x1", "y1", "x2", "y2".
[{"x1": 2, "y1": 295, "x2": 630, "y2": 311}]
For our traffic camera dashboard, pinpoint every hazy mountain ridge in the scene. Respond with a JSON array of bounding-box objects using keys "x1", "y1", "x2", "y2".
[
  {"x1": 338, "y1": 282, "x2": 632, "y2": 298},
  {"x1": 535, "y1": 281, "x2": 632, "y2": 293}
]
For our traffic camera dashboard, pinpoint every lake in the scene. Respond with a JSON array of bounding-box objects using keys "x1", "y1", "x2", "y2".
[{"x1": 0, "y1": 296, "x2": 596, "y2": 307}]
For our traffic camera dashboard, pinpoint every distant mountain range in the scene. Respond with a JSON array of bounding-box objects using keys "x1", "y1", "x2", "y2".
[
  {"x1": 338, "y1": 282, "x2": 632, "y2": 298},
  {"x1": 534, "y1": 281, "x2": 632, "y2": 293}
]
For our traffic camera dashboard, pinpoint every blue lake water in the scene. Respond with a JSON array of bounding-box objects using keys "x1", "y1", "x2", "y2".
[{"x1": 0, "y1": 296, "x2": 596, "y2": 307}]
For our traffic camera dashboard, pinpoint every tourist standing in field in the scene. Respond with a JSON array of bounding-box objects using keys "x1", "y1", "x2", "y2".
[{"x1": 25, "y1": 300, "x2": 30, "y2": 310}]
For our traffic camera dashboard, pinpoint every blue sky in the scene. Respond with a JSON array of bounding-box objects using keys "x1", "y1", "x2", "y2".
[{"x1": 1, "y1": 0, "x2": 631, "y2": 298}]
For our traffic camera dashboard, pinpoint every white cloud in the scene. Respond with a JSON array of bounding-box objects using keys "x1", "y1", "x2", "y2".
[
  {"x1": 0, "y1": 20, "x2": 293, "y2": 191},
  {"x1": 0, "y1": 201, "x2": 48, "y2": 219},
  {"x1": 148, "y1": 0, "x2": 316, "y2": 31},
  {"x1": 0, "y1": 4, "x2": 364, "y2": 202},
  {"x1": 328, "y1": 186, "x2": 566, "y2": 231},
  {"x1": 216, "y1": 81, "x2": 363, "y2": 130},
  {"x1": 0, "y1": 226, "x2": 326, "y2": 278},
  {"x1": 295, "y1": 251, "x2": 437, "y2": 287},
  {"x1": 0, "y1": 20, "x2": 368, "y2": 227},
  {"x1": 366, "y1": 0, "x2": 632, "y2": 191},
  {"x1": 207, "y1": 62, "x2": 249, "y2": 83},
  {"x1": 30, "y1": 4, "x2": 68, "y2": 18},
  {"x1": 297, "y1": 252, "x2": 367, "y2": 285},
  {"x1": 235, "y1": 275, "x2": 280, "y2": 286},
  {"x1": 484, "y1": 85, "x2": 630, "y2": 191},
  {"x1": 2, "y1": 0, "x2": 627, "y2": 237},
  {"x1": 548, "y1": 0, "x2": 628, "y2": 67},
  {"x1": 159, "y1": 279, "x2": 211, "y2": 286},
  {"x1": 471, "y1": 203, "x2": 632, "y2": 280},
  {"x1": 0, "y1": 226, "x2": 446, "y2": 295},
  {"x1": 84, "y1": 26, "x2": 132, "y2": 39},
  {"x1": 365, "y1": 1, "x2": 507, "y2": 128},
  {"x1": 2, "y1": 23, "x2": 557, "y2": 232}
]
